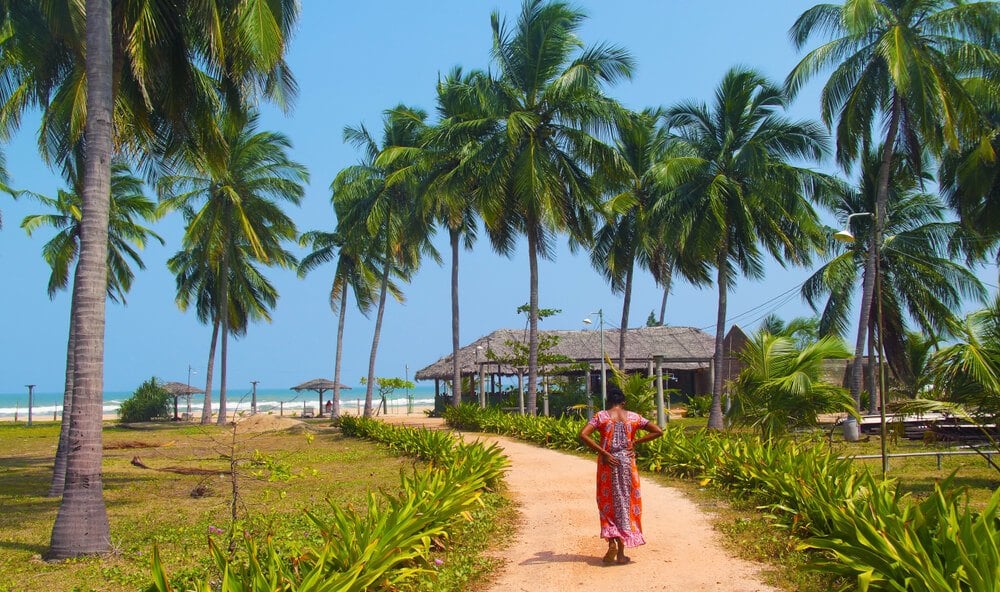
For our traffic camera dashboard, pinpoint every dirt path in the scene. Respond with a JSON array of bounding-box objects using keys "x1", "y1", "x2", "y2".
[{"x1": 383, "y1": 416, "x2": 778, "y2": 591}]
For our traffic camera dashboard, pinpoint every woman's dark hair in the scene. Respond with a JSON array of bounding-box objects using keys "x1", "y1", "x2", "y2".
[{"x1": 606, "y1": 389, "x2": 626, "y2": 408}]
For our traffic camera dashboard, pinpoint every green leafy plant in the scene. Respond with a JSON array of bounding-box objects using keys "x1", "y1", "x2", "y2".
[
  {"x1": 118, "y1": 377, "x2": 172, "y2": 423},
  {"x1": 684, "y1": 395, "x2": 712, "y2": 418}
]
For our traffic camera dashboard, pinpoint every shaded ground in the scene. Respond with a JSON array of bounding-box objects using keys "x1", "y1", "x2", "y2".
[{"x1": 382, "y1": 416, "x2": 778, "y2": 591}]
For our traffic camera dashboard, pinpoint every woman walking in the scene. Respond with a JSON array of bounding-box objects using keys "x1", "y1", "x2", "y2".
[{"x1": 579, "y1": 389, "x2": 663, "y2": 564}]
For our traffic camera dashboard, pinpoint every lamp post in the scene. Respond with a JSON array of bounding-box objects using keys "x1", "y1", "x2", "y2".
[
  {"x1": 834, "y1": 211, "x2": 889, "y2": 477},
  {"x1": 186, "y1": 365, "x2": 196, "y2": 418},
  {"x1": 583, "y1": 309, "x2": 606, "y2": 409},
  {"x1": 476, "y1": 346, "x2": 485, "y2": 408},
  {"x1": 26, "y1": 384, "x2": 35, "y2": 427}
]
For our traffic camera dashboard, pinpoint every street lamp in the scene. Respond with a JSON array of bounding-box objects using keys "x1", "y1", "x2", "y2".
[
  {"x1": 475, "y1": 345, "x2": 485, "y2": 408},
  {"x1": 26, "y1": 384, "x2": 35, "y2": 427},
  {"x1": 834, "y1": 210, "x2": 889, "y2": 477},
  {"x1": 583, "y1": 309, "x2": 606, "y2": 409}
]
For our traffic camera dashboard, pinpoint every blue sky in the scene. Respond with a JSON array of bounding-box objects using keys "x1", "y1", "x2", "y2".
[{"x1": 1, "y1": 1, "x2": 995, "y2": 395}]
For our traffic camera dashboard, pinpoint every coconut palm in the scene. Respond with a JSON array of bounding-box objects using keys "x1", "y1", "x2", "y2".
[
  {"x1": 4, "y1": 0, "x2": 302, "y2": 559},
  {"x1": 786, "y1": 0, "x2": 1000, "y2": 414},
  {"x1": 927, "y1": 298, "x2": 1000, "y2": 424},
  {"x1": 802, "y1": 150, "x2": 985, "y2": 401},
  {"x1": 757, "y1": 313, "x2": 820, "y2": 349},
  {"x1": 297, "y1": 222, "x2": 401, "y2": 417},
  {"x1": 19, "y1": 160, "x2": 162, "y2": 497},
  {"x1": 424, "y1": 70, "x2": 495, "y2": 408},
  {"x1": 45, "y1": 0, "x2": 116, "y2": 561},
  {"x1": 478, "y1": 0, "x2": 633, "y2": 415},
  {"x1": 591, "y1": 108, "x2": 711, "y2": 368},
  {"x1": 334, "y1": 108, "x2": 437, "y2": 417},
  {"x1": 20, "y1": 161, "x2": 162, "y2": 302},
  {"x1": 0, "y1": 0, "x2": 300, "y2": 175},
  {"x1": 939, "y1": 106, "x2": 1000, "y2": 264},
  {"x1": 729, "y1": 330, "x2": 855, "y2": 439},
  {"x1": 661, "y1": 66, "x2": 828, "y2": 430},
  {"x1": 159, "y1": 111, "x2": 306, "y2": 425}
]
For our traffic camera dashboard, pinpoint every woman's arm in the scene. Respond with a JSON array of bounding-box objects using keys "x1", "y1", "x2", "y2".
[
  {"x1": 579, "y1": 423, "x2": 620, "y2": 467},
  {"x1": 633, "y1": 420, "x2": 664, "y2": 446}
]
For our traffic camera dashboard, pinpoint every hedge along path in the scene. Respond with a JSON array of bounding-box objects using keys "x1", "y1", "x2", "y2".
[{"x1": 379, "y1": 416, "x2": 778, "y2": 592}]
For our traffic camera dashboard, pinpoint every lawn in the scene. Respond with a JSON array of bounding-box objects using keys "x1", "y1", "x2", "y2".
[{"x1": 0, "y1": 419, "x2": 427, "y2": 592}]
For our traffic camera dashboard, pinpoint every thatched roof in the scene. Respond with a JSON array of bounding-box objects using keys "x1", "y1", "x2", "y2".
[
  {"x1": 290, "y1": 378, "x2": 352, "y2": 393},
  {"x1": 414, "y1": 326, "x2": 714, "y2": 381},
  {"x1": 161, "y1": 381, "x2": 203, "y2": 396}
]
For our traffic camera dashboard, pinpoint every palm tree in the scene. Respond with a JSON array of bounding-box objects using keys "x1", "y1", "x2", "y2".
[
  {"x1": 786, "y1": 0, "x2": 1000, "y2": 414},
  {"x1": 160, "y1": 111, "x2": 306, "y2": 425},
  {"x1": 729, "y1": 330, "x2": 855, "y2": 439},
  {"x1": 927, "y1": 298, "x2": 1000, "y2": 424},
  {"x1": 802, "y1": 150, "x2": 985, "y2": 404},
  {"x1": 19, "y1": 160, "x2": 162, "y2": 497},
  {"x1": 46, "y1": 0, "x2": 115, "y2": 560},
  {"x1": 661, "y1": 67, "x2": 828, "y2": 430},
  {"x1": 298, "y1": 222, "x2": 399, "y2": 417},
  {"x1": 757, "y1": 313, "x2": 820, "y2": 349},
  {"x1": 387, "y1": 69, "x2": 495, "y2": 407},
  {"x1": 4, "y1": 0, "x2": 302, "y2": 559},
  {"x1": 940, "y1": 106, "x2": 1000, "y2": 264},
  {"x1": 591, "y1": 108, "x2": 710, "y2": 368},
  {"x1": 334, "y1": 108, "x2": 436, "y2": 417},
  {"x1": 0, "y1": 0, "x2": 300, "y2": 175},
  {"x1": 478, "y1": 0, "x2": 633, "y2": 415}
]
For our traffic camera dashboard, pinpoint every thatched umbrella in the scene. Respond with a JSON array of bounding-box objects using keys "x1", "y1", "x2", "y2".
[
  {"x1": 290, "y1": 378, "x2": 352, "y2": 417},
  {"x1": 161, "y1": 381, "x2": 204, "y2": 420}
]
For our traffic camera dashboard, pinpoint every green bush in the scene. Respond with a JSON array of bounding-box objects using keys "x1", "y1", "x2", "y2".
[
  {"x1": 119, "y1": 377, "x2": 172, "y2": 423},
  {"x1": 684, "y1": 394, "x2": 712, "y2": 418}
]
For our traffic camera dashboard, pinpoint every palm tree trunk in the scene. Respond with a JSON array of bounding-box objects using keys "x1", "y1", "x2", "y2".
[
  {"x1": 48, "y1": 0, "x2": 113, "y2": 558},
  {"x1": 365, "y1": 254, "x2": 391, "y2": 417},
  {"x1": 618, "y1": 258, "x2": 635, "y2": 369},
  {"x1": 217, "y1": 260, "x2": 229, "y2": 425},
  {"x1": 201, "y1": 318, "x2": 219, "y2": 424},
  {"x1": 867, "y1": 320, "x2": 877, "y2": 415},
  {"x1": 450, "y1": 228, "x2": 462, "y2": 407},
  {"x1": 217, "y1": 318, "x2": 229, "y2": 425},
  {"x1": 709, "y1": 251, "x2": 728, "y2": 431},
  {"x1": 49, "y1": 288, "x2": 78, "y2": 497},
  {"x1": 852, "y1": 92, "x2": 901, "y2": 410},
  {"x1": 332, "y1": 282, "x2": 348, "y2": 418},
  {"x1": 526, "y1": 227, "x2": 540, "y2": 416},
  {"x1": 658, "y1": 259, "x2": 674, "y2": 326}
]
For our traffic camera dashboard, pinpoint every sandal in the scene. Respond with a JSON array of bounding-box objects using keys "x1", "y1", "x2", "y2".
[
  {"x1": 616, "y1": 555, "x2": 631, "y2": 564},
  {"x1": 602, "y1": 549, "x2": 617, "y2": 564}
]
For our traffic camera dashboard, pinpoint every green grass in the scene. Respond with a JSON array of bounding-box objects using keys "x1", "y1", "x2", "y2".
[{"x1": 0, "y1": 419, "x2": 515, "y2": 592}]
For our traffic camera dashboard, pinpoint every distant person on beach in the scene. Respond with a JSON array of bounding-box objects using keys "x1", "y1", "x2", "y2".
[
  {"x1": 325, "y1": 400, "x2": 333, "y2": 415},
  {"x1": 578, "y1": 388, "x2": 663, "y2": 564}
]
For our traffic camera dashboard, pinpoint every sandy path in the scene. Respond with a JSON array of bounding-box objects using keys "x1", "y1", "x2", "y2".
[{"x1": 382, "y1": 416, "x2": 778, "y2": 592}]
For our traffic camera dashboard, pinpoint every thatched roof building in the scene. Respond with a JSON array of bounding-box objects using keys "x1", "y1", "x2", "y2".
[{"x1": 415, "y1": 326, "x2": 720, "y2": 396}]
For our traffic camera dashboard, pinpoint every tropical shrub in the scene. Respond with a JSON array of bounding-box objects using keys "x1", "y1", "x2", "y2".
[
  {"x1": 728, "y1": 332, "x2": 855, "y2": 438},
  {"x1": 684, "y1": 394, "x2": 712, "y2": 418},
  {"x1": 609, "y1": 361, "x2": 656, "y2": 417},
  {"x1": 118, "y1": 377, "x2": 172, "y2": 423}
]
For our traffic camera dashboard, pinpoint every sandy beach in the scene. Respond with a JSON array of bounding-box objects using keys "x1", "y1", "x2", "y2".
[{"x1": 0, "y1": 404, "x2": 437, "y2": 424}]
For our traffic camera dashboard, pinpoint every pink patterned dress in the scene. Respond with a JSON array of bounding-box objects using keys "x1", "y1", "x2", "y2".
[{"x1": 588, "y1": 410, "x2": 648, "y2": 548}]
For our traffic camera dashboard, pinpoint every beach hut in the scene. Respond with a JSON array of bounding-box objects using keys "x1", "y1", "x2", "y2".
[
  {"x1": 415, "y1": 325, "x2": 720, "y2": 410},
  {"x1": 161, "y1": 381, "x2": 204, "y2": 421},
  {"x1": 290, "y1": 379, "x2": 352, "y2": 417}
]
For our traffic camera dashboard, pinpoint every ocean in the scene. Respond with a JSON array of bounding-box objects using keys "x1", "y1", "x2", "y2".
[{"x1": 0, "y1": 385, "x2": 438, "y2": 420}]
